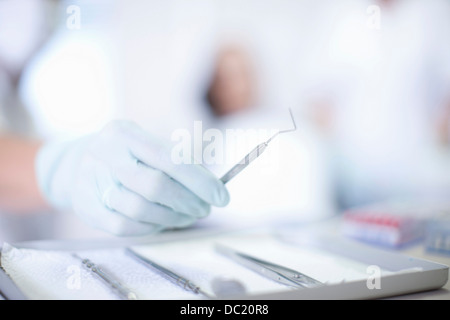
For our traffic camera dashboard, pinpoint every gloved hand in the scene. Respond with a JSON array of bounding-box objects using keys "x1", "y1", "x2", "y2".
[{"x1": 35, "y1": 120, "x2": 229, "y2": 236}]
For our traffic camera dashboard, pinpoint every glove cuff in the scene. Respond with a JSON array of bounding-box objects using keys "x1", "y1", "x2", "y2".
[{"x1": 35, "y1": 139, "x2": 79, "y2": 209}]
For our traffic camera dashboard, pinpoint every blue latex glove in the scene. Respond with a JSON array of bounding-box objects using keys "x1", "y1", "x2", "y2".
[{"x1": 36, "y1": 120, "x2": 229, "y2": 236}]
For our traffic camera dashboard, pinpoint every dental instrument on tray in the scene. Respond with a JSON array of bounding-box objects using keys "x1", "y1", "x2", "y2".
[
  {"x1": 215, "y1": 244, "x2": 322, "y2": 289},
  {"x1": 126, "y1": 248, "x2": 246, "y2": 298},
  {"x1": 220, "y1": 108, "x2": 297, "y2": 184},
  {"x1": 72, "y1": 254, "x2": 138, "y2": 300},
  {"x1": 125, "y1": 248, "x2": 212, "y2": 298}
]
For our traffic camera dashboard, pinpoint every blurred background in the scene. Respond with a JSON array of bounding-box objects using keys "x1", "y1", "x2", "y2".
[{"x1": 1, "y1": 0, "x2": 450, "y2": 242}]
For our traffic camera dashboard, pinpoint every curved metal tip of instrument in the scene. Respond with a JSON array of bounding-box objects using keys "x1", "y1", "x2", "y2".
[
  {"x1": 268, "y1": 108, "x2": 297, "y2": 141},
  {"x1": 278, "y1": 108, "x2": 297, "y2": 134},
  {"x1": 289, "y1": 108, "x2": 297, "y2": 131}
]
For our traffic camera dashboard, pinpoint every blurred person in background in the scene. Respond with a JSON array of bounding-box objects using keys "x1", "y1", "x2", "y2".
[
  {"x1": 199, "y1": 37, "x2": 334, "y2": 227},
  {"x1": 205, "y1": 44, "x2": 258, "y2": 118}
]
